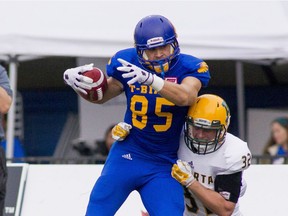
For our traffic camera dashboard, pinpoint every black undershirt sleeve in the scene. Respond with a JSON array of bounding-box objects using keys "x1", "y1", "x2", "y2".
[{"x1": 214, "y1": 171, "x2": 242, "y2": 203}]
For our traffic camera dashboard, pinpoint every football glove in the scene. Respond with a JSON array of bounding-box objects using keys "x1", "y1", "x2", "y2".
[
  {"x1": 117, "y1": 58, "x2": 154, "y2": 85},
  {"x1": 63, "y1": 64, "x2": 94, "y2": 95},
  {"x1": 112, "y1": 122, "x2": 132, "y2": 141},
  {"x1": 171, "y1": 160, "x2": 196, "y2": 187}
]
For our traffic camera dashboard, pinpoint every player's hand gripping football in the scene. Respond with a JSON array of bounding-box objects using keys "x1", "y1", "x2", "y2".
[
  {"x1": 112, "y1": 122, "x2": 132, "y2": 141},
  {"x1": 172, "y1": 160, "x2": 196, "y2": 188},
  {"x1": 117, "y1": 58, "x2": 154, "y2": 85},
  {"x1": 63, "y1": 64, "x2": 94, "y2": 94}
]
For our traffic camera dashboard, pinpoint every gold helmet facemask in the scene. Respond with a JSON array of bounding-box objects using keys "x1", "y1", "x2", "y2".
[{"x1": 184, "y1": 94, "x2": 230, "y2": 155}]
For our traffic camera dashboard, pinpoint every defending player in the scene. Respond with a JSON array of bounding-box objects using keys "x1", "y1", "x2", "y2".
[
  {"x1": 172, "y1": 94, "x2": 251, "y2": 216},
  {"x1": 64, "y1": 15, "x2": 210, "y2": 215}
]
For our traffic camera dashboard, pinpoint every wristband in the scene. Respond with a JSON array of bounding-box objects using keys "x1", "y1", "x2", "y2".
[
  {"x1": 186, "y1": 178, "x2": 196, "y2": 188},
  {"x1": 151, "y1": 75, "x2": 165, "y2": 92}
]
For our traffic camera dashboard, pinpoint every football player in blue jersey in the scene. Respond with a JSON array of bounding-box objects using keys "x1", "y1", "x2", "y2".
[{"x1": 63, "y1": 15, "x2": 210, "y2": 216}]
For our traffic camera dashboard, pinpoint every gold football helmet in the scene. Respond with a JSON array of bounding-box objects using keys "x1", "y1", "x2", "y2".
[{"x1": 184, "y1": 94, "x2": 231, "y2": 154}]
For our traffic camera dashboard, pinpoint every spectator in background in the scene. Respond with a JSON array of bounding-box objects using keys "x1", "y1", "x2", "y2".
[
  {"x1": 0, "y1": 65, "x2": 13, "y2": 216},
  {"x1": 73, "y1": 125, "x2": 115, "y2": 162},
  {"x1": 94, "y1": 125, "x2": 115, "y2": 161},
  {"x1": 263, "y1": 117, "x2": 288, "y2": 164}
]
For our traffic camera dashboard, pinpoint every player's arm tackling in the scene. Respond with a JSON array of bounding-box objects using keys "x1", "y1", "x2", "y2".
[{"x1": 172, "y1": 160, "x2": 239, "y2": 216}]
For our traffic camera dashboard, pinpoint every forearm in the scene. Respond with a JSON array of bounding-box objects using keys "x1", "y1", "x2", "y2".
[
  {"x1": 0, "y1": 87, "x2": 12, "y2": 114},
  {"x1": 117, "y1": 59, "x2": 203, "y2": 106},
  {"x1": 158, "y1": 81, "x2": 197, "y2": 106},
  {"x1": 157, "y1": 76, "x2": 201, "y2": 106},
  {"x1": 92, "y1": 77, "x2": 123, "y2": 104},
  {"x1": 188, "y1": 181, "x2": 235, "y2": 216}
]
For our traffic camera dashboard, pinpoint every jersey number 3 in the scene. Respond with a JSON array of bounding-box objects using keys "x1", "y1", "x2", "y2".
[
  {"x1": 184, "y1": 187, "x2": 213, "y2": 215},
  {"x1": 130, "y1": 95, "x2": 174, "y2": 132},
  {"x1": 242, "y1": 153, "x2": 252, "y2": 169}
]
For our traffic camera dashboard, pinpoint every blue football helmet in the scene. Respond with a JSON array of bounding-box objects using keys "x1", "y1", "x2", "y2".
[{"x1": 134, "y1": 15, "x2": 180, "y2": 74}]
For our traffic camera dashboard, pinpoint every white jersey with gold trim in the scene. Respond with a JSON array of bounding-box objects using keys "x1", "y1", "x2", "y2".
[{"x1": 178, "y1": 132, "x2": 251, "y2": 216}]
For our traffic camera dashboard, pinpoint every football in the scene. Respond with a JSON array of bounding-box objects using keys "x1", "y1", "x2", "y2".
[{"x1": 80, "y1": 67, "x2": 108, "y2": 102}]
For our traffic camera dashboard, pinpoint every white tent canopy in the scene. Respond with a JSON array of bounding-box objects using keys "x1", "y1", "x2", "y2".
[
  {"x1": 1, "y1": 1, "x2": 288, "y2": 60},
  {"x1": 1, "y1": 1, "x2": 288, "y2": 158}
]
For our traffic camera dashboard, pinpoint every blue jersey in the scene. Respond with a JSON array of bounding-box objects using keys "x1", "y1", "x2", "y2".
[{"x1": 107, "y1": 48, "x2": 210, "y2": 161}]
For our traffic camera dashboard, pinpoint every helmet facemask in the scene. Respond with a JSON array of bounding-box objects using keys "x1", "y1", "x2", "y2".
[
  {"x1": 184, "y1": 117, "x2": 227, "y2": 155},
  {"x1": 137, "y1": 40, "x2": 179, "y2": 74}
]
